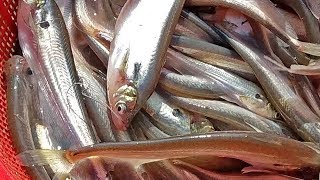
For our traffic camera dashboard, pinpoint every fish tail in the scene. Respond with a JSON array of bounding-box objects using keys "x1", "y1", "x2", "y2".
[
  {"x1": 18, "y1": 150, "x2": 73, "y2": 175},
  {"x1": 294, "y1": 40, "x2": 320, "y2": 56}
]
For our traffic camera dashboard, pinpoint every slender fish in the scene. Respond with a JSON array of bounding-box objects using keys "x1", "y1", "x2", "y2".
[
  {"x1": 19, "y1": 132, "x2": 320, "y2": 176},
  {"x1": 143, "y1": 92, "x2": 191, "y2": 136},
  {"x1": 28, "y1": 0, "x2": 99, "y2": 146},
  {"x1": 161, "y1": 91, "x2": 287, "y2": 137},
  {"x1": 213, "y1": 25, "x2": 320, "y2": 142},
  {"x1": 185, "y1": 0, "x2": 320, "y2": 56},
  {"x1": 166, "y1": 48, "x2": 278, "y2": 119},
  {"x1": 107, "y1": 0, "x2": 186, "y2": 130},
  {"x1": 171, "y1": 35, "x2": 256, "y2": 81},
  {"x1": 5, "y1": 56, "x2": 50, "y2": 180},
  {"x1": 159, "y1": 68, "x2": 225, "y2": 99}
]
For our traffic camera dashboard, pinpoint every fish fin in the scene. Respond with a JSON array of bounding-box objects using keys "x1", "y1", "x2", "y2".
[
  {"x1": 263, "y1": 55, "x2": 290, "y2": 72},
  {"x1": 295, "y1": 40, "x2": 320, "y2": 56},
  {"x1": 17, "y1": 150, "x2": 73, "y2": 174},
  {"x1": 171, "y1": 159, "x2": 219, "y2": 179},
  {"x1": 241, "y1": 166, "x2": 274, "y2": 174},
  {"x1": 289, "y1": 64, "x2": 320, "y2": 75}
]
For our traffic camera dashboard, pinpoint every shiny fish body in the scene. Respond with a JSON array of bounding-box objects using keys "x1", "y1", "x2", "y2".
[
  {"x1": 5, "y1": 56, "x2": 50, "y2": 180},
  {"x1": 133, "y1": 112, "x2": 170, "y2": 140},
  {"x1": 161, "y1": 92, "x2": 287, "y2": 137},
  {"x1": 143, "y1": 92, "x2": 191, "y2": 136},
  {"x1": 166, "y1": 49, "x2": 278, "y2": 119},
  {"x1": 73, "y1": 46, "x2": 116, "y2": 142},
  {"x1": 159, "y1": 69, "x2": 225, "y2": 99},
  {"x1": 186, "y1": 0, "x2": 320, "y2": 56},
  {"x1": 175, "y1": 16, "x2": 213, "y2": 42},
  {"x1": 20, "y1": 132, "x2": 320, "y2": 174},
  {"x1": 171, "y1": 35, "x2": 257, "y2": 82},
  {"x1": 74, "y1": 0, "x2": 115, "y2": 67},
  {"x1": 107, "y1": 0, "x2": 185, "y2": 130},
  {"x1": 214, "y1": 26, "x2": 320, "y2": 143},
  {"x1": 29, "y1": 0, "x2": 98, "y2": 146},
  {"x1": 273, "y1": 0, "x2": 320, "y2": 43}
]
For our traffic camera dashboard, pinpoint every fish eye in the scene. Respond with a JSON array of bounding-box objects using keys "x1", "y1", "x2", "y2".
[
  {"x1": 26, "y1": 67, "x2": 33, "y2": 75},
  {"x1": 254, "y1": 93, "x2": 262, "y2": 99},
  {"x1": 116, "y1": 103, "x2": 127, "y2": 115},
  {"x1": 275, "y1": 112, "x2": 281, "y2": 119}
]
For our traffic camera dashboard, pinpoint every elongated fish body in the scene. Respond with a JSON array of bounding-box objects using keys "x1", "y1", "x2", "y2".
[
  {"x1": 159, "y1": 69, "x2": 225, "y2": 99},
  {"x1": 73, "y1": 46, "x2": 116, "y2": 142},
  {"x1": 5, "y1": 56, "x2": 50, "y2": 180},
  {"x1": 74, "y1": 0, "x2": 115, "y2": 67},
  {"x1": 171, "y1": 35, "x2": 256, "y2": 81},
  {"x1": 133, "y1": 112, "x2": 170, "y2": 140},
  {"x1": 166, "y1": 49, "x2": 278, "y2": 119},
  {"x1": 19, "y1": 132, "x2": 320, "y2": 175},
  {"x1": 161, "y1": 92, "x2": 286, "y2": 137},
  {"x1": 29, "y1": 0, "x2": 99, "y2": 146},
  {"x1": 273, "y1": 0, "x2": 320, "y2": 43},
  {"x1": 143, "y1": 92, "x2": 191, "y2": 136},
  {"x1": 107, "y1": 0, "x2": 185, "y2": 130},
  {"x1": 175, "y1": 16, "x2": 213, "y2": 42},
  {"x1": 185, "y1": 0, "x2": 320, "y2": 56},
  {"x1": 214, "y1": 25, "x2": 320, "y2": 143}
]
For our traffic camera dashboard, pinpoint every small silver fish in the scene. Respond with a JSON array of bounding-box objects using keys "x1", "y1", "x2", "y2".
[{"x1": 107, "y1": 0, "x2": 185, "y2": 130}]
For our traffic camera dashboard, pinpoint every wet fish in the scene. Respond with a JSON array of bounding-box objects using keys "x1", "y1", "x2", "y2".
[
  {"x1": 166, "y1": 48, "x2": 278, "y2": 119},
  {"x1": 107, "y1": 0, "x2": 185, "y2": 130},
  {"x1": 159, "y1": 68, "x2": 224, "y2": 99},
  {"x1": 273, "y1": 0, "x2": 320, "y2": 43},
  {"x1": 133, "y1": 112, "x2": 170, "y2": 140},
  {"x1": 171, "y1": 35, "x2": 256, "y2": 81},
  {"x1": 185, "y1": 0, "x2": 320, "y2": 56},
  {"x1": 213, "y1": 25, "x2": 320, "y2": 143},
  {"x1": 180, "y1": 10, "x2": 228, "y2": 47},
  {"x1": 18, "y1": 132, "x2": 320, "y2": 176},
  {"x1": 143, "y1": 92, "x2": 191, "y2": 136},
  {"x1": 28, "y1": 0, "x2": 99, "y2": 146},
  {"x1": 74, "y1": 0, "x2": 115, "y2": 67},
  {"x1": 161, "y1": 91, "x2": 287, "y2": 137},
  {"x1": 175, "y1": 16, "x2": 213, "y2": 42},
  {"x1": 5, "y1": 56, "x2": 50, "y2": 180},
  {"x1": 73, "y1": 45, "x2": 116, "y2": 142}
]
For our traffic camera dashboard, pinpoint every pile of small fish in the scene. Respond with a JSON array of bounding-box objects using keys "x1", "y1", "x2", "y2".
[{"x1": 5, "y1": 0, "x2": 320, "y2": 179}]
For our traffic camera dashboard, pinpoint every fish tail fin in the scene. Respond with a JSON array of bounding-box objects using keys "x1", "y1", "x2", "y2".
[
  {"x1": 18, "y1": 150, "x2": 73, "y2": 175},
  {"x1": 295, "y1": 40, "x2": 320, "y2": 56}
]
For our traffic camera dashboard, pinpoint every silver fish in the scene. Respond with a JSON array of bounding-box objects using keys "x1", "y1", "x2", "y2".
[
  {"x1": 185, "y1": 0, "x2": 320, "y2": 56},
  {"x1": 5, "y1": 56, "x2": 50, "y2": 180},
  {"x1": 166, "y1": 48, "x2": 278, "y2": 119},
  {"x1": 161, "y1": 91, "x2": 287, "y2": 137},
  {"x1": 171, "y1": 35, "x2": 256, "y2": 82},
  {"x1": 143, "y1": 92, "x2": 191, "y2": 136},
  {"x1": 133, "y1": 112, "x2": 170, "y2": 140},
  {"x1": 159, "y1": 68, "x2": 225, "y2": 99},
  {"x1": 214, "y1": 25, "x2": 320, "y2": 143},
  {"x1": 73, "y1": 45, "x2": 116, "y2": 142},
  {"x1": 107, "y1": 0, "x2": 185, "y2": 130},
  {"x1": 28, "y1": 0, "x2": 99, "y2": 146},
  {"x1": 74, "y1": 0, "x2": 115, "y2": 67}
]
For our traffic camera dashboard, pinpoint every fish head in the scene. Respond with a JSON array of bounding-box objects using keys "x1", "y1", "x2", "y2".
[
  {"x1": 110, "y1": 83, "x2": 138, "y2": 130},
  {"x1": 239, "y1": 94, "x2": 279, "y2": 119},
  {"x1": 4, "y1": 56, "x2": 30, "y2": 77}
]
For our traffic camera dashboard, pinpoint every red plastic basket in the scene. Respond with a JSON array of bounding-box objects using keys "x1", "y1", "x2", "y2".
[{"x1": 0, "y1": 0, "x2": 30, "y2": 179}]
